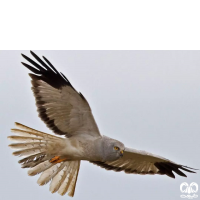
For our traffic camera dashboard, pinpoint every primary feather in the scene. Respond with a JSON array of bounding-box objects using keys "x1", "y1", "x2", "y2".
[{"x1": 21, "y1": 51, "x2": 101, "y2": 138}]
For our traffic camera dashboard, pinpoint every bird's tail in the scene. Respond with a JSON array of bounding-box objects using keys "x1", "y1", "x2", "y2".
[{"x1": 8, "y1": 122, "x2": 80, "y2": 197}]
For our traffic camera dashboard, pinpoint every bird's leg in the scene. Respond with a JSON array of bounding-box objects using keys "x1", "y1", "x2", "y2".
[{"x1": 49, "y1": 156, "x2": 67, "y2": 163}]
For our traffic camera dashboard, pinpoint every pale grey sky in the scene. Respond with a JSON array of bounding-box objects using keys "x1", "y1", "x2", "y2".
[{"x1": 0, "y1": 51, "x2": 199, "y2": 200}]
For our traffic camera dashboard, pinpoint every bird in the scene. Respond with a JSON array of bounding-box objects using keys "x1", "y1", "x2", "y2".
[{"x1": 8, "y1": 51, "x2": 197, "y2": 197}]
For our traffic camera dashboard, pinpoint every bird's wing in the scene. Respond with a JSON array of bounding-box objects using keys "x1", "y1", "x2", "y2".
[
  {"x1": 21, "y1": 51, "x2": 101, "y2": 138},
  {"x1": 91, "y1": 147, "x2": 197, "y2": 178}
]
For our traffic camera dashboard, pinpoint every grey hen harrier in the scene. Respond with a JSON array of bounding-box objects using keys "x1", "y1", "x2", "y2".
[{"x1": 8, "y1": 51, "x2": 197, "y2": 197}]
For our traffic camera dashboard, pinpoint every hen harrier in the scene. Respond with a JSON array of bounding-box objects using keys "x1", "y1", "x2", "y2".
[{"x1": 8, "y1": 51, "x2": 197, "y2": 197}]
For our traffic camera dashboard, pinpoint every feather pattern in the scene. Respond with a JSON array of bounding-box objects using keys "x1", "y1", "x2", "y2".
[
  {"x1": 37, "y1": 162, "x2": 66, "y2": 186},
  {"x1": 68, "y1": 163, "x2": 80, "y2": 197},
  {"x1": 28, "y1": 160, "x2": 55, "y2": 176},
  {"x1": 58, "y1": 161, "x2": 80, "y2": 196},
  {"x1": 91, "y1": 147, "x2": 197, "y2": 178},
  {"x1": 58, "y1": 162, "x2": 75, "y2": 196},
  {"x1": 9, "y1": 142, "x2": 46, "y2": 150},
  {"x1": 21, "y1": 154, "x2": 51, "y2": 168},
  {"x1": 50, "y1": 165, "x2": 69, "y2": 193},
  {"x1": 8, "y1": 136, "x2": 43, "y2": 143},
  {"x1": 21, "y1": 51, "x2": 101, "y2": 138},
  {"x1": 12, "y1": 147, "x2": 45, "y2": 156},
  {"x1": 9, "y1": 122, "x2": 81, "y2": 197}
]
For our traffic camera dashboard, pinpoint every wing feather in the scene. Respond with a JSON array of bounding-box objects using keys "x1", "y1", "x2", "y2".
[
  {"x1": 91, "y1": 147, "x2": 197, "y2": 178},
  {"x1": 21, "y1": 51, "x2": 101, "y2": 138}
]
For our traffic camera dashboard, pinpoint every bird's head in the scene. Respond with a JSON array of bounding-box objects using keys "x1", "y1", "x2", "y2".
[{"x1": 101, "y1": 136, "x2": 125, "y2": 162}]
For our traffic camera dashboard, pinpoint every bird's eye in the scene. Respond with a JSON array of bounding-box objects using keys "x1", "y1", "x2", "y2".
[{"x1": 114, "y1": 146, "x2": 119, "y2": 151}]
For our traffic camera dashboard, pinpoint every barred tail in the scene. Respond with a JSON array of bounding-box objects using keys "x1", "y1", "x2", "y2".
[{"x1": 8, "y1": 122, "x2": 80, "y2": 197}]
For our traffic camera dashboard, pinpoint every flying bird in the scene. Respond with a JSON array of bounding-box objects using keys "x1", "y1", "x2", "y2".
[{"x1": 8, "y1": 51, "x2": 197, "y2": 197}]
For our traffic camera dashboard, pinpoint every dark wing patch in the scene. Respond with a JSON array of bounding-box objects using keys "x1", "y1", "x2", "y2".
[
  {"x1": 154, "y1": 162, "x2": 196, "y2": 178},
  {"x1": 21, "y1": 51, "x2": 74, "y2": 90},
  {"x1": 91, "y1": 161, "x2": 197, "y2": 179},
  {"x1": 21, "y1": 51, "x2": 101, "y2": 138},
  {"x1": 21, "y1": 51, "x2": 73, "y2": 136},
  {"x1": 29, "y1": 74, "x2": 70, "y2": 136}
]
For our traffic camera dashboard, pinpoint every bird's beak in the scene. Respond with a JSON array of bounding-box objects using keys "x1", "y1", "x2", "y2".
[{"x1": 120, "y1": 150, "x2": 124, "y2": 157}]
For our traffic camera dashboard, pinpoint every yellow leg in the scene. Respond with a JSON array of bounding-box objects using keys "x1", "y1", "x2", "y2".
[{"x1": 50, "y1": 156, "x2": 67, "y2": 163}]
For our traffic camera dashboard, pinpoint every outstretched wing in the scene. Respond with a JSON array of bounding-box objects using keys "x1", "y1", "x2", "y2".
[
  {"x1": 91, "y1": 147, "x2": 197, "y2": 178},
  {"x1": 21, "y1": 51, "x2": 101, "y2": 138}
]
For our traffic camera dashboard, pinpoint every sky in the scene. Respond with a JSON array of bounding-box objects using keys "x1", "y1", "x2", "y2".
[{"x1": 0, "y1": 50, "x2": 199, "y2": 200}]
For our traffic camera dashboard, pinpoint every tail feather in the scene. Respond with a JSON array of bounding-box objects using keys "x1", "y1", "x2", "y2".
[
  {"x1": 14, "y1": 122, "x2": 54, "y2": 138},
  {"x1": 68, "y1": 162, "x2": 80, "y2": 197},
  {"x1": 9, "y1": 142, "x2": 46, "y2": 150},
  {"x1": 12, "y1": 148, "x2": 45, "y2": 156},
  {"x1": 37, "y1": 162, "x2": 66, "y2": 186},
  {"x1": 15, "y1": 122, "x2": 42, "y2": 132},
  {"x1": 58, "y1": 162, "x2": 75, "y2": 196},
  {"x1": 11, "y1": 125, "x2": 60, "y2": 140},
  {"x1": 28, "y1": 160, "x2": 55, "y2": 176},
  {"x1": 11, "y1": 128, "x2": 44, "y2": 138},
  {"x1": 49, "y1": 161, "x2": 80, "y2": 195},
  {"x1": 8, "y1": 135, "x2": 43, "y2": 143},
  {"x1": 50, "y1": 165, "x2": 69, "y2": 193},
  {"x1": 21, "y1": 154, "x2": 51, "y2": 168},
  {"x1": 58, "y1": 161, "x2": 80, "y2": 196},
  {"x1": 18, "y1": 152, "x2": 46, "y2": 164},
  {"x1": 8, "y1": 122, "x2": 81, "y2": 197}
]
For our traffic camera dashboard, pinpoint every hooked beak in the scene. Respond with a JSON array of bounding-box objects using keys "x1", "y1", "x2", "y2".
[{"x1": 120, "y1": 150, "x2": 124, "y2": 157}]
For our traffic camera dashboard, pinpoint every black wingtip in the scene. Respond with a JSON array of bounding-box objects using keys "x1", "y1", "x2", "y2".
[
  {"x1": 42, "y1": 55, "x2": 60, "y2": 75},
  {"x1": 30, "y1": 50, "x2": 36, "y2": 57},
  {"x1": 21, "y1": 51, "x2": 76, "y2": 90},
  {"x1": 21, "y1": 62, "x2": 41, "y2": 74},
  {"x1": 169, "y1": 172, "x2": 175, "y2": 179},
  {"x1": 182, "y1": 165, "x2": 199, "y2": 170},
  {"x1": 21, "y1": 62, "x2": 27, "y2": 66},
  {"x1": 180, "y1": 166, "x2": 197, "y2": 173},
  {"x1": 21, "y1": 53, "x2": 26, "y2": 58}
]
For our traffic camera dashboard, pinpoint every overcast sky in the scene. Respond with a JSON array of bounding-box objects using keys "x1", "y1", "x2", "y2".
[{"x1": 0, "y1": 51, "x2": 199, "y2": 200}]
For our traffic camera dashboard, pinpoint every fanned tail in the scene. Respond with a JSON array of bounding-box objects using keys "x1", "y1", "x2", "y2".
[
  {"x1": 8, "y1": 122, "x2": 80, "y2": 197},
  {"x1": 49, "y1": 160, "x2": 80, "y2": 196}
]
